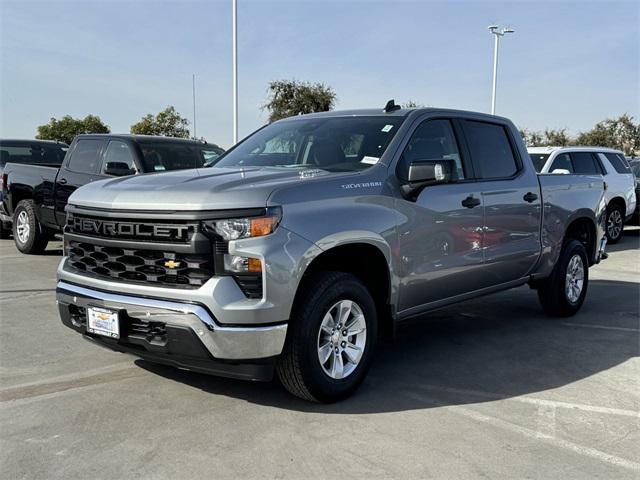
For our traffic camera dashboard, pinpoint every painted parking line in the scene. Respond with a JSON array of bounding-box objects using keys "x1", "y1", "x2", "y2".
[{"x1": 562, "y1": 322, "x2": 639, "y2": 333}]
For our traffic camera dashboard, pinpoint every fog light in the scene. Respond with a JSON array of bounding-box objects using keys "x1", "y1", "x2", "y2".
[{"x1": 224, "y1": 254, "x2": 262, "y2": 273}]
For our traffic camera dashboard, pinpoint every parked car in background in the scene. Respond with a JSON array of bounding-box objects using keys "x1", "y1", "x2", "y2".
[
  {"x1": 57, "y1": 106, "x2": 607, "y2": 402},
  {"x1": 0, "y1": 139, "x2": 68, "y2": 239},
  {"x1": 1, "y1": 134, "x2": 224, "y2": 253},
  {"x1": 528, "y1": 146, "x2": 636, "y2": 243},
  {"x1": 630, "y1": 159, "x2": 640, "y2": 225}
]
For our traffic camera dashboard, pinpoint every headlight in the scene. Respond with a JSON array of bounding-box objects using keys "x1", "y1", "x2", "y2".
[{"x1": 204, "y1": 207, "x2": 281, "y2": 241}]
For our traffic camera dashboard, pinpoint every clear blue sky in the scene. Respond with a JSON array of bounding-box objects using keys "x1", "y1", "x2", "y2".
[{"x1": 1, "y1": 0, "x2": 638, "y2": 148}]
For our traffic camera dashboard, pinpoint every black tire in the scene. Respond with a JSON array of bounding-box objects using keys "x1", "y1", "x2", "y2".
[
  {"x1": 12, "y1": 200, "x2": 48, "y2": 254},
  {"x1": 276, "y1": 272, "x2": 378, "y2": 402},
  {"x1": 605, "y1": 203, "x2": 624, "y2": 244},
  {"x1": 537, "y1": 239, "x2": 589, "y2": 317}
]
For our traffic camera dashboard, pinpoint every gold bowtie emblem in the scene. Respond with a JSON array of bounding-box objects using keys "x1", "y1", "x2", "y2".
[{"x1": 164, "y1": 260, "x2": 181, "y2": 269}]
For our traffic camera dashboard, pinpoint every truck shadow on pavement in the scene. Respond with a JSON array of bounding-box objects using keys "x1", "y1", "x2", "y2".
[
  {"x1": 135, "y1": 278, "x2": 639, "y2": 414},
  {"x1": 607, "y1": 227, "x2": 639, "y2": 253}
]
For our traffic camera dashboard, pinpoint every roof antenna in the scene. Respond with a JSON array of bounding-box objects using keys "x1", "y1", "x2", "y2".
[{"x1": 384, "y1": 99, "x2": 401, "y2": 113}]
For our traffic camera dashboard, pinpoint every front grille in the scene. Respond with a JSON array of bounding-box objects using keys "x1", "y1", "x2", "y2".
[
  {"x1": 67, "y1": 241, "x2": 214, "y2": 288},
  {"x1": 124, "y1": 318, "x2": 168, "y2": 344}
]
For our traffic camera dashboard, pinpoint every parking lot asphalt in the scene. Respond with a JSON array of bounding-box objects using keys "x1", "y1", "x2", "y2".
[{"x1": 0, "y1": 230, "x2": 638, "y2": 479}]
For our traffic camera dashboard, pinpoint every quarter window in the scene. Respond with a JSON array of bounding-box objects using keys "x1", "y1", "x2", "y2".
[
  {"x1": 601, "y1": 153, "x2": 630, "y2": 174},
  {"x1": 463, "y1": 121, "x2": 518, "y2": 179},
  {"x1": 402, "y1": 119, "x2": 465, "y2": 180},
  {"x1": 102, "y1": 141, "x2": 136, "y2": 174},
  {"x1": 67, "y1": 140, "x2": 102, "y2": 174}
]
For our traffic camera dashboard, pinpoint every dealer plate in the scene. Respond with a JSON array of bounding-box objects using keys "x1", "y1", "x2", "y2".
[{"x1": 87, "y1": 307, "x2": 120, "y2": 339}]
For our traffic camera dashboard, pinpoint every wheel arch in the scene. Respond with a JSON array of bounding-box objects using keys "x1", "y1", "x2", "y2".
[{"x1": 294, "y1": 241, "x2": 394, "y2": 338}]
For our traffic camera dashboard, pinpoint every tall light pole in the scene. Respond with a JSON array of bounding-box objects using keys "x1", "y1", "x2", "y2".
[
  {"x1": 232, "y1": 0, "x2": 238, "y2": 144},
  {"x1": 488, "y1": 25, "x2": 514, "y2": 115},
  {"x1": 192, "y1": 73, "x2": 197, "y2": 139}
]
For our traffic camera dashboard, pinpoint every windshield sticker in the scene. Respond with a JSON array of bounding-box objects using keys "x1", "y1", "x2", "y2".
[
  {"x1": 381, "y1": 124, "x2": 394, "y2": 133},
  {"x1": 360, "y1": 156, "x2": 379, "y2": 165},
  {"x1": 341, "y1": 181, "x2": 383, "y2": 190}
]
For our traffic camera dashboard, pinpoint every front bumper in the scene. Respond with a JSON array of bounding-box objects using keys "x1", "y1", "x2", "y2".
[{"x1": 57, "y1": 281, "x2": 288, "y2": 381}]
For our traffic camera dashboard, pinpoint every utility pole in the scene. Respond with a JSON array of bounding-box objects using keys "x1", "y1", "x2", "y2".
[
  {"x1": 488, "y1": 25, "x2": 515, "y2": 115},
  {"x1": 232, "y1": 0, "x2": 238, "y2": 144},
  {"x1": 192, "y1": 74, "x2": 197, "y2": 139}
]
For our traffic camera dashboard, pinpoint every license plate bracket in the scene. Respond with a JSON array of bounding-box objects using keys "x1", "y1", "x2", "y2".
[{"x1": 87, "y1": 306, "x2": 120, "y2": 339}]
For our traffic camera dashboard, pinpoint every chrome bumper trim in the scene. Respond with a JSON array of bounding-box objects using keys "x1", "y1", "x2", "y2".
[{"x1": 57, "y1": 281, "x2": 287, "y2": 360}]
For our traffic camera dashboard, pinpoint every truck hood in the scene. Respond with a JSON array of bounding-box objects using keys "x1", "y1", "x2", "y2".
[{"x1": 68, "y1": 167, "x2": 331, "y2": 211}]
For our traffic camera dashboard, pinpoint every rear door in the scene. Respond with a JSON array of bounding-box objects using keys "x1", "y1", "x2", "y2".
[
  {"x1": 54, "y1": 138, "x2": 105, "y2": 225},
  {"x1": 461, "y1": 119, "x2": 542, "y2": 287}
]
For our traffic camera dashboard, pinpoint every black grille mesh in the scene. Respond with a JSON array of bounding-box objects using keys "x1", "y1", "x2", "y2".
[{"x1": 67, "y1": 241, "x2": 214, "y2": 288}]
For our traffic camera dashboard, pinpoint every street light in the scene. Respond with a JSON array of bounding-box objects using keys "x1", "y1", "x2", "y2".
[
  {"x1": 232, "y1": 0, "x2": 238, "y2": 144},
  {"x1": 488, "y1": 25, "x2": 515, "y2": 115}
]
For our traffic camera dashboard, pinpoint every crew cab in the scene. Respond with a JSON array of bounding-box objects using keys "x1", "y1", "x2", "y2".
[
  {"x1": 529, "y1": 146, "x2": 635, "y2": 243},
  {"x1": 2, "y1": 134, "x2": 224, "y2": 253},
  {"x1": 0, "y1": 139, "x2": 68, "y2": 239},
  {"x1": 56, "y1": 105, "x2": 607, "y2": 402}
]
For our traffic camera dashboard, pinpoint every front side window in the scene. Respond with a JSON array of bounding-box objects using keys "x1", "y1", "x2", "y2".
[
  {"x1": 102, "y1": 141, "x2": 137, "y2": 174},
  {"x1": 67, "y1": 140, "x2": 103, "y2": 174},
  {"x1": 570, "y1": 152, "x2": 601, "y2": 175},
  {"x1": 463, "y1": 121, "x2": 518, "y2": 179},
  {"x1": 549, "y1": 153, "x2": 573, "y2": 173},
  {"x1": 401, "y1": 119, "x2": 465, "y2": 180},
  {"x1": 213, "y1": 116, "x2": 405, "y2": 172}
]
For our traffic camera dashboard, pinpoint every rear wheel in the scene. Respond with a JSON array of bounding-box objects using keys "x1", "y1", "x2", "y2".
[
  {"x1": 537, "y1": 239, "x2": 589, "y2": 317},
  {"x1": 605, "y1": 203, "x2": 624, "y2": 244},
  {"x1": 276, "y1": 272, "x2": 377, "y2": 402},
  {"x1": 13, "y1": 200, "x2": 48, "y2": 254}
]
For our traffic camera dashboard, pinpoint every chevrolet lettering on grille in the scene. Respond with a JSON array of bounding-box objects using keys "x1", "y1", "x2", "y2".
[{"x1": 71, "y1": 217, "x2": 190, "y2": 240}]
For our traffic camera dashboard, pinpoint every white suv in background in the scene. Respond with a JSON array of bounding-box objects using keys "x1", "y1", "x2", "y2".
[{"x1": 529, "y1": 146, "x2": 636, "y2": 243}]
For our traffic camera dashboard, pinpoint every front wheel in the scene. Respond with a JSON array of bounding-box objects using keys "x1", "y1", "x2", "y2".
[
  {"x1": 12, "y1": 200, "x2": 49, "y2": 254},
  {"x1": 276, "y1": 272, "x2": 377, "y2": 402},
  {"x1": 605, "y1": 204, "x2": 624, "y2": 244},
  {"x1": 537, "y1": 239, "x2": 589, "y2": 317}
]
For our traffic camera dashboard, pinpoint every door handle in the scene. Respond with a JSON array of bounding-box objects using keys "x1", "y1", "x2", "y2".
[
  {"x1": 461, "y1": 195, "x2": 481, "y2": 208},
  {"x1": 58, "y1": 178, "x2": 67, "y2": 185},
  {"x1": 523, "y1": 192, "x2": 538, "y2": 203}
]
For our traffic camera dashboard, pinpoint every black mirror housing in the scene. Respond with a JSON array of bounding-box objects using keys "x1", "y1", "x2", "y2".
[{"x1": 104, "y1": 162, "x2": 135, "y2": 177}]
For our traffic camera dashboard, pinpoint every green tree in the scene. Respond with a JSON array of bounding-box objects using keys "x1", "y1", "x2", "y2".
[
  {"x1": 402, "y1": 100, "x2": 425, "y2": 108},
  {"x1": 520, "y1": 128, "x2": 570, "y2": 147},
  {"x1": 36, "y1": 114, "x2": 110, "y2": 144},
  {"x1": 263, "y1": 80, "x2": 337, "y2": 122},
  {"x1": 575, "y1": 114, "x2": 639, "y2": 155},
  {"x1": 130, "y1": 106, "x2": 190, "y2": 138}
]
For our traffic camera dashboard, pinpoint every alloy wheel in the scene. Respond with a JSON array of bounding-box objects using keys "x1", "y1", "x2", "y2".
[
  {"x1": 16, "y1": 211, "x2": 30, "y2": 244},
  {"x1": 565, "y1": 254, "x2": 585, "y2": 303},
  {"x1": 317, "y1": 300, "x2": 367, "y2": 379}
]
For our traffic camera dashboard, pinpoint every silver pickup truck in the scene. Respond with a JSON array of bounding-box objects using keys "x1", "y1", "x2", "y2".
[{"x1": 56, "y1": 105, "x2": 607, "y2": 402}]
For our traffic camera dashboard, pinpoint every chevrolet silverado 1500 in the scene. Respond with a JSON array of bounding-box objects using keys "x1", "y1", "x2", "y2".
[{"x1": 56, "y1": 105, "x2": 607, "y2": 402}]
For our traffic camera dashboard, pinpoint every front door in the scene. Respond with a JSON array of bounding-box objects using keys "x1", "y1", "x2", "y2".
[
  {"x1": 54, "y1": 138, "x2": 105, "y2": 225},
  {"x1": 395, "y1": 118, "x2": 485, "y2": 312}
]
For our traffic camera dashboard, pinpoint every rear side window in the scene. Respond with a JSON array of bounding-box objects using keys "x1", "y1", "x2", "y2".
[
  {"x1": 67, "y1": 140, "x2": 103, "y2": 174},
  {"x1": 463, "y1": 121, "x2": 518, "y2": 179},
  {"x1": 570, "y1": 152, "x2": 602, "y2": 175},
  {"x1": 602, "y1": 153, "x2": 631, "y2": 174},
  {"x1": 549, "y1": 153, "x2": 573, "y2": 173}
]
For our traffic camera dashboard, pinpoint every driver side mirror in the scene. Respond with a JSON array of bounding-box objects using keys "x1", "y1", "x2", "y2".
[
  {"x1": 400, "y1": 159, "x2": 454, "y2": 199},
  {"x1": 104, "y1": 162, "x2": 136, "y2": 177}
]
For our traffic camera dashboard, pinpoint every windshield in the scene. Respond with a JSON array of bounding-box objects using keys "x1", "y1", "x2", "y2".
[
  {"x1": 529, "y1": 153, "x2": 550, "y2": 172},
  {"x1": 213, "y1": 116, "x2": 405, "y2": 172},
  {"x1": 0, "y1": 142, "x2": 68, "y2": 166},
  {"x1": 138, "y1": 143, "x2": 225, "y2": 172}
]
